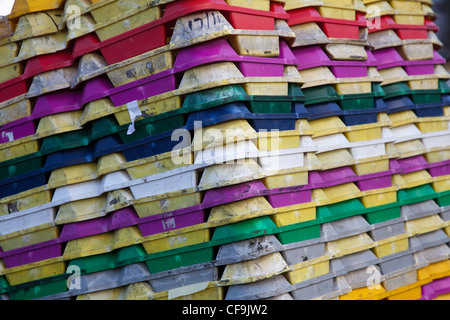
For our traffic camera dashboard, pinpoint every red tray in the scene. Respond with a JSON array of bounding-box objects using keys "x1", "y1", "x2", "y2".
[{"x1": 287, "y1": 7, "x2": 367, "y2": 40}]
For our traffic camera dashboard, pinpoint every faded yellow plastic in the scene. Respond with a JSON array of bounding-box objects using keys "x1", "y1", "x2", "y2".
[
  {"x1": 95, "y1": 7, "x2": 162, "y2": 41},
  {"x1": 416, "y1": 120, "x2": 448, "y2": 133},
  {"x1": 327, "y1": 233, "x2": 374, "y2": 257},
  {"x1": 17, "y1": 30, "x2": 68, "y2": 61},
  {"x1": 79, "y1": 98, "x2": 116, "y2": 126},
  {"x1": 393, "y1": 15, "x2": 425, "y2": 25},
  {"x1": 309, "y1": 116, "x2": 347, "y2": 136},
  {"x1": 198, "y1": 159, "x2": 266, "y2": 190},
  {"x1": 0, "y1": 190, "x2": 52, "y2": 216},
  {"x1": 334, "y1": 82, "x2": 372, "y2": 95},
  {"x1": 398, "y1": 170, "x2": 434, "y2": 189},
  {"x1": 193, "y1": 120, "x2": 256, "y2": 151},
  {"x1": 325, "y1": 44, "x2": 368, "y2": 61},
  {"x1": 179, "y1": 61, "x2": 244, "y2": 91},
  {"x1": 0, "y1": 42, "x2": 20, "y2": 64},
  {"x1": 133, "y1": 192, "x2": 202, "y2": 218},
  {"x1": 388, "y1": 110, "x2": 418, "y2": 127},
  {"x1": 97, "y1": 152, "x2": 126, "y2": 176},
  {"x1": 77, "y1": 288, "x2": 126, "y2": 300},
  {"x1": 257, "y1": 133, "x2": 299, "y2": 152},
  {"x1": 393, "y1": 140, "x2": 426, "y2": 158},
  {"x1": 159, "y1": 285, "x2": 224, "y2": 301},
  {"x1": 89, "y1": 0, "x2": 158, "y2": 24},
  {"x1": 432, "y1": 178, "x2": 450, "y2": 193},
  {"x1": 390, "y1": 0, "x2": 422, "y2": 11},
  {"x1": 113, "y1": 226, "x2": 144, "y2": 249},
  {"x1": 228, "y1": 35, "x2": 280, "y2": 57},
  {"x1": 0, "y1": 63, "x2": 23, "y2": 83},
  {"x1": 406, "y1": 215, "x2": 446, "y2": 236},
  {"x1": 242, "y1": 82, "x2": 288, "y2": 96},
  {"x1": 262, "y1": 170, "x2": 308, "y2": 189},
  {"x1": 225, "y1": 0, "x2": 270, "y2": 10},
  {"x1": 142, "y1": 228, "x2": 211, "y2": 254},
  {"x1": 318, "y1": 7, "x2": 355, "y2": 21},
  {"x1": 360, "y1": 189, "x2": 397, "y2": 208},
  {"x1": 408, "y1": 78, "x2": 439, "y2": 90},
  {"x1": 321, "y1": 183, "x2": 361, "y2": 205},
  {"x1": 114, "y1": 96, "x2": 181, "y2": 126},
  {"x1": 219, "y1": 252, "x2": 289, "y2": 285},
  {"x1": 285, "y1": 260, "x2": 329, "y2": 285},
  {"x1": 271, "y1": 205, "x2": 316, "y2": 227},
  {"x1": 0, "y1": 139, "x2": 40, "y2": 162},
  {"x1": 126, "y1": 152, "x2": 193, "y2": 180},
  {"x1": 424, "y1": 150, "x2": 450, "y2": 164},
  {"x1": 106, "y1": 189, "x2": 135, "y2": 212},
  {"x1": 298, "y1": 66, "x2": 336, "y2": 88},
  {"x1": 316, "y1": 149, "x2": 355, "y2": 169},
  {"x1": 397, "y1": 43, "x2": 434, "y2": 61},
  {"x1": 344, "y1": 127, "x2": 382, "y2": 142},
  {"x1": 371, "y1": 238, "x2": 409, "y2": 258},
  {"x1": 0, "y1": 226, "x2": 59, "y2": 251},
  {"x1": 208, "y1": 196, "x2": 272, "y2": 224},
  {"x1": 12, "y1": 11, "x2": 59, "y2": 41},
  {"x1": 63, "y1": 232, "x2": 115, "y2": 260},
  {"x1": 55, "y1": 196, "x2": 108, "y2": 224},
  {"x1": 107, "y1": 51, "x2": 174, "y2": 87},
  {"x1": 77, "y1": 282, "x2": 155, "y2": 300},
  {"x1": 5, "y1": 261, "x2": 66, "y2": 286},
  {"x1": 124, "y1": 282, "x2": 155, "y2": 300},
  {"x1": 35, "y1": 111, "x2": 83, "y2": 139},
  {"x1": 48, "y1": 162, "x2": 98, "y2": 188}
]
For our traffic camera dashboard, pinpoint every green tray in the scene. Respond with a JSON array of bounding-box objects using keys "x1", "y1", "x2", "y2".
[{"x1": 302, "y1": 85, "x2": 339, "y2": 106}]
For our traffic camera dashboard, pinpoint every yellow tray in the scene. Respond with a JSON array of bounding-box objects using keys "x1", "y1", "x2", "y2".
[
  {"x1": 285, "y1": 259, "x2": 330, "y2": 285},
  {"x1": 371, "y1": 237, "x2": 409, "y2": 258},
  {"x1": 142, "y1": 228, "x2": 211, "y2": 254},
  {"x1": 0, "y1": 190, "x2": 52, "y2": 216},
  {"x1": 133, "y1": 192, "x2": 202, "y2": 218},
  {"x1": 0, "y1": 226, "x2": 59, "y2": 251},
  {"x1": 219, "y1": 252, "x2": 289, "y2": 286},
  {"x1": 225, "y1": 0, "x2": 271, "y2": 10},
  {"x1": 271, "y1": 203, "x2": 316, "y2": 227}
]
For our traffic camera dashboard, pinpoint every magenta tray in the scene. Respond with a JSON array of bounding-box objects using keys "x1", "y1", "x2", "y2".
[
  {"x1": 0, "y1": 76, "x2": 114, "y2": 144},
  {"x1": 292, "y1": 45, "x2": 377, "y2": 78},
  {"x1": 107, "y1": 38, "x2": 298, "y2": 107},
  {"x1": 373, "y1": 48, "x2": 445, "y2": 74},
  {"x1": 79, "y1": 0, "x2": 290, "y2": 65},
  {"x1": 394, "y1": 155, "x2": 450, "y2": 176},
  {"x1": 419, "y1": 276, "x2": 450, "y2": 300}
]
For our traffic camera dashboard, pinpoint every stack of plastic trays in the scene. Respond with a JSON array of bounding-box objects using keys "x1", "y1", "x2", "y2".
[
  {"x1": 0, "y1": 0, "x2": 315, "y2": 300},
  {"x1": 365, "y1": 0, "x2": 450, "y2": 118},
  {"x1": 274, "y1": 0, "x2": 402, "y2": 300},
  {"x1": 331, "y1": 0, "x2": 450, "y2": 300}
]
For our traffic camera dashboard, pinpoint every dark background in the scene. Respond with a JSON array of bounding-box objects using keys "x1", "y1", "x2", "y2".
[{"x1": 434, "y1": 0, "x2": 450, "y2": 69}]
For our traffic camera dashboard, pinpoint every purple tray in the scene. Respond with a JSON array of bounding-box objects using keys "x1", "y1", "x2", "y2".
[
  {"x1": 0, "y1": 207, "x2": 139, "y2": 268},
  {"x1": 173, "y1": 38, "x2": 298, "y2": 73},
  {"x1": 373, "y1": 48, "x2": 445, "y2": 71},
  {"x1": 395, "y1": 155, "x2": 450, "y2": 176},
  {"x1": 419, "y1": 276, "x2": 450, "y2": 300},
  {"x1": 0, "y1": 121, "x2": 37, "y2": 144},
  {"x1": 137, "y1": 209, "x2": 206, "y2": 237},
  {"x1": 0, "y1": 76, "x2": 114, "y2": 133},
  {"x1": 108, "y1": 39, "x2": 299, "y2": 107},
  {"x1": 292, "y1": 45, "x2": 377, "y2": 76}
]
